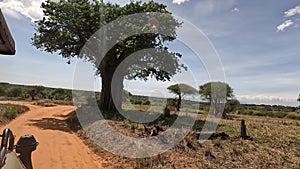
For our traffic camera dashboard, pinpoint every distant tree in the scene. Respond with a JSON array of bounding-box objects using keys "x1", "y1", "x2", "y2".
[
  {"x1": 0, "y1": 87, "x2": 5, "y2": 96},
  {"x1": 199, "y1": 82, "x2": 234, "y2": 116},
  {"x1": 167, "y1": 83, "x2": 197, "y2": 111},
  {"x1": 27, "y1": 86, "x2": 45, "y2": 100},
  {"x1": 7, "y1": 88, "x2": 22, "y2": 98},
  {"x1": 51, "y1": 88, "x2": 72, "y2": 101},
  {"x1": 33, "y1": 0, "x2": 184, "y2": 112}
]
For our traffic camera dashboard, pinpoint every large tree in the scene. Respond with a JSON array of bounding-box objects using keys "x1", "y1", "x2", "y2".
[
  {"x1": 167, "y1": 83, "x2": 197, "y2": 111},
  {"x1": 199, "y1": 82, "x2": 234, "y2": 116},
  {"x1": 33, "y1": 0, "x2": 185, "y2": 111}
]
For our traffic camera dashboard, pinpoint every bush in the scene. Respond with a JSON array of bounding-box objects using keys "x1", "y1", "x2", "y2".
[
  {"x1": 0, "y1": 87, "x2": 5, "y2": 96},
  {"x1": 251, "y1": 111, "x2": 288, "y2": 119},
  {"x1": 3, "y1": 110, "x2": 17, "y2": 120},
  {"x1": 32, "y1": 100, "x2": 56, "y2": 107},
  {"x1": 130, "y1": 99, "x2": 142, "y2": 105},
  {"x1": 253, "y1": 111, "x2": 267, "y2": 117},
  {"x1": 7, "y1": 87, "x2": 22, "y2": 98},
  {"x1": 286, "y1": 114, "x2": 300, "y2": 121},
  {"x1": 224, "y1": 99, "x2": 240, "y2": 113},
  {"x1": 248, "y1": 111, "x2": 254, "y2": 115},
  {"x1": 0, "y1": 104, "x2": 29, "y2": 121}
]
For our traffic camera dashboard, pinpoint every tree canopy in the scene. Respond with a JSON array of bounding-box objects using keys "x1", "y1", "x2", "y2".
[
  {"x1": 167, "y1": 83, "x2": 197, "y2": 111},
  {"x1": 199, "y1": 82, "x2": 234, "y2": 116},
  {"x1": 33, "y1": 0, "x2": 185, "y2": 111},
  {"x1": 26, "y1": 86, "x2": 45, "y2": 100},
  {"x1": 199, "y1": 82, "x2": 234, "y2": 103}
]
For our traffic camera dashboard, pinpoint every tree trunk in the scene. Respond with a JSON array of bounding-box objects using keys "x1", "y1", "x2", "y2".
[
  {"x1": 98, "y1": 67, "x2": 124, "y2": 112},
  {"x1": 29, "y1": 93, "x2": 35, "y2": 101},
  {"x1": 176, "y1": 94, "x2": 181, "y2": 111}
]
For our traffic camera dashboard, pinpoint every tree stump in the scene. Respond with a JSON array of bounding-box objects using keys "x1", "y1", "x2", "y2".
[{"x1": 241, "y1": 119, "x2": 247, "y2": 139}]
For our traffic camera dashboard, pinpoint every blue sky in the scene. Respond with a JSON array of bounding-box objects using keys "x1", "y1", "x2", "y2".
[{"x1": 0, "y1": 0, "x2": 299, "y2": 106}]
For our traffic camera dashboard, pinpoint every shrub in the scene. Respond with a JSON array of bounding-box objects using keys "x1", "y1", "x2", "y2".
[
  {"x1": 248, "y1": 111, "x2": 254, "y2": 115},
  {"x1": 0, "y1": 104, "x2": 29, "y2": 120},
  {"x1": 272, "y1": 112, "x2": 287, "y2": 118},
  {"x1": 7, "y1": 88, "x2": 22, "y2": 98},
  {"x1": 0, "y1": 87, "x2": 5, "y2": 96},
  {"x1": 3, "y1": 110, "x2": 17, "y2": 120},
  {"x1": 286, "y1": 114, "x2": 300, "y2": 121},
  {"x1": 224, "y1": 99, "x2": 240, "y2": 113},
  {"x1": 253, "y1": 111, "x2": 267, "y2": 117},
  {"x1": 130, "y1": 99, "x2": 143, "y2": 105},
  {"x1": 163, "y1": 106, "x2": 170, "y2": 117}
]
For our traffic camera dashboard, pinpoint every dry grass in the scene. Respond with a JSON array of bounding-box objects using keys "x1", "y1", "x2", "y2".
[
  {"x1": 68, "y1": 106, "x2": 300, "y2": 169},
  {"x1": 201, "y1": 115, "x2": 300, "y2": 169}
]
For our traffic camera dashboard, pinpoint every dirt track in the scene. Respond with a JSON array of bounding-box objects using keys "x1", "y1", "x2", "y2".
[{"x1": 0, "y1": 101, "x2": 103, "y2": 169}]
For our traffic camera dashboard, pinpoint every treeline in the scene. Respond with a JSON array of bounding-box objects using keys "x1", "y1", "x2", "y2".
[
  {"x1": 0, "y1": 82, "x2": 72, "y2": 102},
  {"x1": 237, "y1": 104, "x2": 300, "y2": 120},
  {"x1": 129, "y1": 95, "x2": 300, "y2": 120},
  {"x1": 1, "y1": 82, "x2": 299, "y2": 120}
]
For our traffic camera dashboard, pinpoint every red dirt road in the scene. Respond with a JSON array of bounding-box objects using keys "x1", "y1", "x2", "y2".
[{"x1": 0, "y1": 101, "x2": 103, "y2": 169}]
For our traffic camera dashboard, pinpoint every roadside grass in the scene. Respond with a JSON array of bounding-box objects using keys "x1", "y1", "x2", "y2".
[
  {"x1": 66, "y1": 105, "x2": 300, "y2": 169},
  {"x1": 32, "y1": 99, "x2": 73, "y2": 107},
  {"x1": 0, "y1": 104, "x2": 29, "y2": 123}
]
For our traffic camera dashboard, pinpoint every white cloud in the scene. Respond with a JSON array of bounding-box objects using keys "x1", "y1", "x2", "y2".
[
  {"x1": 193, "y1": 0, "x2": 237, "y2": 16},
  {"x1": 231, "y1": 7, "x2": 240, "y2": 13},
  {"x1": 277, "y1": 20, "x2": 294, "y2": 32},
  {"x1": 0, "y1": 0, "x2": 45, "y2": 22},
  {"x1": 277, "y1": 5, "x2": 300, "y2": 32},
  {"x1": 237, "y1": 94, "x2": 297, "y2": 106},
  {"x1": 284, "y1": 5, "x2": 300, "y2": 17},
  {"x1": 172, "y1": 0, "x2": 189, "y2": 5}
]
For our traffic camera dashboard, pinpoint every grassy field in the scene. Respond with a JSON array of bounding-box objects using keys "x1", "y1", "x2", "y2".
[{"x1": 67, "y1": 104, "x2": 300, "y2": 169}]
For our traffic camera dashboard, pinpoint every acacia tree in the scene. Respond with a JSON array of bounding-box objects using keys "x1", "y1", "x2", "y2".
[
  {"x1": 199, "y1": 82, "x2": 234, "y2": 116},
  {"x1": 26, "y1": 86, "x2": 45, "y2": 100},
  {"x1": 33, "y1": 0, "x2": 184, "y2": 111},
  {"x1": 167, "y1": 83, "x2": 197, "y2": 111}
]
